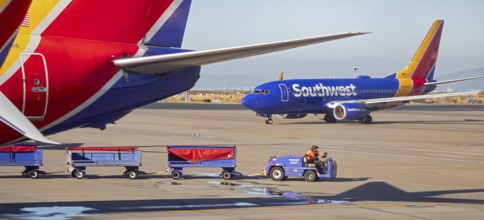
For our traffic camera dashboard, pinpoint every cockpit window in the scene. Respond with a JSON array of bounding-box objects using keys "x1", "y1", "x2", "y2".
[
  {"x1": 251, "y1": 89, "x2": 270, "y2": 95},
  {"x1": 251, "y1": 89, "x2": 262, "y2": 94}
]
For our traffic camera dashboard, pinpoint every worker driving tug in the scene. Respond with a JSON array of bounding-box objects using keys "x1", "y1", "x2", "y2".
[{"x1": 304, "y1": 145, "x2": 328, "y2": 170}]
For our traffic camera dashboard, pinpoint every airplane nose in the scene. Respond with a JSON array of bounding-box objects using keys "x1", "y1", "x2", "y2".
[{"x1": 241, "y1": 95, "x2": 256, "y2": 110}]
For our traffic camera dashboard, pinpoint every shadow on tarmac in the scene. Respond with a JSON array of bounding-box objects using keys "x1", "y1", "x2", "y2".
[{"x1": 1, "y1": 181, "x2": 483, "y2": 218}]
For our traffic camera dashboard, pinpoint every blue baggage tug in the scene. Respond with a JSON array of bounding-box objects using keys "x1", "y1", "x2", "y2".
[
  {"x1": 167, "y1": 145, "x2": 241, "y2": 180},
  {"x1": 66, "y1": 147, "x2": 144, "y2": 179},
  {"x1": 0, "y1": 145, "x2": 44, "y2": 179},
  {"x1": 265, "y1": 156, "x2": 337, "y2": 182}
]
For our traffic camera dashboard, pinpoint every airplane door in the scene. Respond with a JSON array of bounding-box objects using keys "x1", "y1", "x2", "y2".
[
  {"x1": 278, "y1": 83, "x2": 289, "y2": 102},
  {"x1": 20, "y1": 53, "x2": 49, "y2": 120}
]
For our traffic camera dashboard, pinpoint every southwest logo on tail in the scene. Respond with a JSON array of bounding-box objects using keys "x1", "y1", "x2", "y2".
[
  {"x1": 0, "y1": 0, "x2": 367, "y2": 146},
  {"x1": 242, "y1": 20, "x2": 484, "y2": 125}
]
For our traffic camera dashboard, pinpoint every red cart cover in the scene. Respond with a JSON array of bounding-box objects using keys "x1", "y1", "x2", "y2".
[
  {"x1": 0, "y1": 146, "x2": 36, "y2": 152},
  {"x1": 168, "y1": 147, "x2": 235, "y2": 161},
  {"x1": 66, "y1": 147, "x2": 137, "y2": 151}
]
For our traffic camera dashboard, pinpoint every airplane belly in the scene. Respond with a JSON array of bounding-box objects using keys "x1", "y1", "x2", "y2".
[{"x1": 44, "y1": 66, "x2": 201, "y2": 135}]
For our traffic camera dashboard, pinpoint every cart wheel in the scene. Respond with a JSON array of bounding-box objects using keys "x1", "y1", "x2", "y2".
[
  {"x1": 221, "y1": 171, "x2": 233, "y2": 180},
  {"x1": 127, "y1": 171, "x2": 137, "y2": 180},
  {"x1": 304, "y1": 170, "x2": 317, "y2": 182},
  {"x1": 269, "y1": 167, "x2": 285, "y2": 181},
  {"x1": 28, "y1": 170, "x2": 39, "y2": 179},
  {"x1": 172, "y1": 171, "x2": 181, "y2": 180},
  {"x1": 74, "y1": 170, "x2": 84, "y2": 179}
]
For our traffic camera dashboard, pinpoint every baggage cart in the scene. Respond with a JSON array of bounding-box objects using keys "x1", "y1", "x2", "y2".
[
  {"x1": 167, "y1": 145, "x2": 241, "y2": 180},
  {"x1": 0, "y1": 145, "x2": 44, "y2": 179},
  {"x1": 66, "y1": 147, "x2": 144, "y2": 179}
]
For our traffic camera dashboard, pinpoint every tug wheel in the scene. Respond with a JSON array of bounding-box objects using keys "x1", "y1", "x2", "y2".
[{"x1": 269, "y1": 167, "x2": 285, "y2": 181}]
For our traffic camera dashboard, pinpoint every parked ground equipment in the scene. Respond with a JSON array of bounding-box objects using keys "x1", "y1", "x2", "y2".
[
  {"x1": 66, "y1": 147, "x2": 144, "y2": 179},
  {"x1": 0, "y1": 145, "x2": 44, "y2": 179},
  {"x1": 167, "y1": 145, "x2": 241, "y2": 180},
  {"x1": 265, "y1": 155, "x2": 337, "y2": 182}
]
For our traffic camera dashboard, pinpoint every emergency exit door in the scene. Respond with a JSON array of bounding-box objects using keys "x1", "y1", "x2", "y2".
[{"x1": 20, "y1": 53, "x2": 49, "y2": 120}]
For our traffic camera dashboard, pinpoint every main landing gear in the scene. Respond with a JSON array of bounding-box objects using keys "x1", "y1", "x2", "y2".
[
  {"x1": 359, "y1": 115, "x2": 373, "y2": 124},
  {"x1": 323, "y1": 113, "x2": 337, "y2": 123}
]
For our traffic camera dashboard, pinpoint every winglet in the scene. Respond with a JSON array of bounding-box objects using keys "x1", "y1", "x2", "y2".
[
  {"x1": 0, "y1": 92, "x2": 59, "y2": 145},
  {"x1": 278, "y1": 71, "x2": 284, "y2": 80}
]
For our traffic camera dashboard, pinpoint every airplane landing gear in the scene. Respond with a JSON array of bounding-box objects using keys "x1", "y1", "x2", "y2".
[
  {"x1": 265, "y1": 118, "x2": 273, "y2": 125},
  {"x1": 359, "y1": 115, "x2": 372, "y2": 124},
  {"x1": 324, "y1": 114, "x2": 337, "y2": 123},
  {"x1": 265, "y1": 115, "x2": 273, "y2": 125}
]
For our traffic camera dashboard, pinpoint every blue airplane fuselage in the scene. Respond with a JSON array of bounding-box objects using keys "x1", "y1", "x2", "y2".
[{"x1": 241, "y1": 76, "x2": 436, "y2": 115}]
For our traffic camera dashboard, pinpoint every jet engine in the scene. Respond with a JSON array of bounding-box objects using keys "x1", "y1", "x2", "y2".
[
  {"x1": 276, "y1": 113, "x2": 308, "y2": 119},
  {"x1": 333, "y1": 103, "x2": 369, "y2": 120}
]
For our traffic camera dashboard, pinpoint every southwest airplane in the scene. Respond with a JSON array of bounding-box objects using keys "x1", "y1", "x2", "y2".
[
  {"x1": 241, "y1": 20, "x2": 483, "y2": 125},
  {"x1": 0, "y1": 0, "x2": 366, "y2": 146}
]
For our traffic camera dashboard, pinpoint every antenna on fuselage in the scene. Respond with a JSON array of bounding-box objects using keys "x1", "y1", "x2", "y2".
[{"x1": 352, "y1": 65, "x2": 360, "y2": 78}]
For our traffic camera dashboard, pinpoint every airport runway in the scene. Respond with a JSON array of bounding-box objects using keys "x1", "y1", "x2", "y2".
[{"x1": 1, "y1": 105, "x2": 484, "y2": 219}]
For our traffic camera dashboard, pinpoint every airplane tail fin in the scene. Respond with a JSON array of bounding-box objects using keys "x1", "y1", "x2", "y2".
[
  {"x1": 37, "y1": 0, "x2": 191, "y2": 47},
  {"x1": 143, "y1": 0, "x2": 192, "y2": 48},
  {"x1": 0, "y1": 0, "x2": 32, "y2": 68},
  {"x1": 278, "y1": 71, "x2": 284, "y2": 80},
  {"x1": 396, "y1": 20, "x2": 444, "y2": 82}
]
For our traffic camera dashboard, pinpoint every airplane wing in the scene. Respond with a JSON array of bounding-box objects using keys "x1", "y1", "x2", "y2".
[
  {"x1": 425, "y1": 76, "x2": 484, "y2": 86},
  {"x1": 326, "y1": 91, "x2": 479, "y2": 109},
  {"x1": 114, "y1": 32, "x2": 368, "y2": 74},
  {"x1": 0, "y1": 92, "x2": 59, "y2": 145}
]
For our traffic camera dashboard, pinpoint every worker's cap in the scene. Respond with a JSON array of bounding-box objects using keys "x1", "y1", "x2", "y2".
[{"x1": 311, "y1": 145, "x2": 319, "y2": 149}]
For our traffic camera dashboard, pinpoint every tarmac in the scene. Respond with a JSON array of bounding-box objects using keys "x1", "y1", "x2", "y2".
[{"x1": 1, "y1": 103, "x2": 484, "y2": 219}]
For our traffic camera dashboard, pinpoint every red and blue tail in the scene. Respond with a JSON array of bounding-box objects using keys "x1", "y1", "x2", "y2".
[
  {"x1": 0, "y1": 0, "x2": 33, "y2": 68},
  {"x1": 392, "y1": 20, "x2": 444, "y2": 96},
  {"x1": 40, "y1": 0, "x2": 191, "y2": 47}
]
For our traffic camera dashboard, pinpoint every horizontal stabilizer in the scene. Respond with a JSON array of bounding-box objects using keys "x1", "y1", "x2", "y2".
[
  {"x1": 114, "y1": 32, "x2": 368, "y2": 74},
  {"x1": 424, "y1": 76, "x2": 484, "y2": 86},
  {"x1": 0, "y1": 92, "x2": 59, "y2": 145}
]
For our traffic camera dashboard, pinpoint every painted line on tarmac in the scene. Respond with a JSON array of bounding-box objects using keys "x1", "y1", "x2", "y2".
[
  {"x1": 330, "y1": 149, "x2": 474, "y2": 163},
  {"x1": 383, "y1": 147, "x2": 484, "y2": 157},
  {"x1": 426, "y1": 154, "x2": 475, "y2": 159}
]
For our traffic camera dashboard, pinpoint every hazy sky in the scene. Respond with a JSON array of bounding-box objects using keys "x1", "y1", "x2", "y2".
[{"x1": 182, "y1": 0, "x2": 484, "y2": 89}]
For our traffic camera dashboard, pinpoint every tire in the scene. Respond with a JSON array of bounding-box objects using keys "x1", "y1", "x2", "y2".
[
  {"x1": 221, "y1": 171, "x2": 233, "y2": 180},
  {"x1": 127, "y1": 171, "x2": 137, "y2": 179},
  {"x1": 172, "y1": 171, "x2": 181, "y2": 180},
  {"x1": 265, "y1": 119, "x2": 273, "y2": 125},
  {"x1": 74, "y1": 170, "x2": 84, "y2": 179},
  {"x1": 28, "y1": 170, "x2": 39, "y2": 179},
  {"x1": 304, "y1": 170, "x2": 317, "y2": 182},
  {"x1": 361, "y1": 115, "x2": 372, "y2": 124},
  {"x1": 269, "y1": 167, "x2": 285, "y2": 181},
  {"x1": 324, "y1": 114, "x2": 337, "y2": 123}
]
